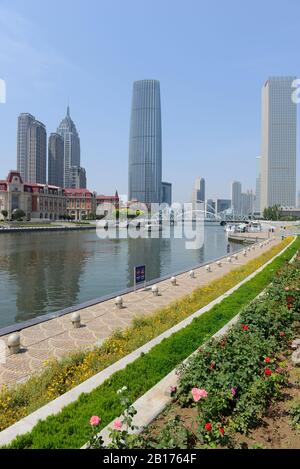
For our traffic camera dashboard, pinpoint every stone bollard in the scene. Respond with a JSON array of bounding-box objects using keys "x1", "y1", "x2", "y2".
[
  {"x1": 189, "y1": 270, "x2": 195, "y2": 278},
  {"x1": 216, "y1": 260, "x2": 222, "y2": 267},
  {"x1": 234, "y1": 254, "x2": 238, "y2": 260},
  {"x1": 152, "y1": 284, "x2": 159, "y2": 296},
  {"x1": 206, "y1": 264, "x2": 212, "y2": 272},
  {"x1": 171, "y1": 276, "x2": 177, "y2": 286},
  {"x1": 7, "y1": 332, "x2": 21, "y2": 355},
  {"x1": 71, "y1": 312, "x2": 81, "y2": 328},
  {"x1": 227, "y1": 257, "x2": 231, "y2": 263},
  {"x1": 243, "y1": 249, "x2": 247, "y2": 256},
  {"x1": 115, "y1": 296, "x2": 123, "y2": 309}
]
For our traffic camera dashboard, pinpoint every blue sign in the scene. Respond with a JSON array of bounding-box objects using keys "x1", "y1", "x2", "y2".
[{"x1": 135, "y1": 265, "x2": 146, "y2": 284}]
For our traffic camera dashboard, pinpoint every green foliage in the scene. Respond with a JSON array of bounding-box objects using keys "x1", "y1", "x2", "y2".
[
  {"x1": 288, "y1": 404, "x2": 300, "y2": 432},
  {"x1": 4, "y1": 237, "x2": 300, "y2": 449},
  {"x1": 12, "y1": 209, "x2": 26, "y2": 221}
]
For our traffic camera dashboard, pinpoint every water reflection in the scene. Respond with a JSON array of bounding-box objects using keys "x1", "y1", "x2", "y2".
[{"x1": 0, "y1": 226, "x2": 239, "y2": 328}]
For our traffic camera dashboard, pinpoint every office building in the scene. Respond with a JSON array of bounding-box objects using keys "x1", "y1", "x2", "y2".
[
  {"x1": 161, "y1": 181, "x2": 172, "y2": 205},
  {"x1": 128, "y1": 80, "x2": 162, "y2": 204},
  {"x1": 260, "y1": 76, "x2": 297, "y2": 212},
  {"x1": 70, "y1": 166, "x2": 87, "y2": 189},
  {"x1": 57, "y1": 106, "x2": 81, "y2": 188},
  {"x1": 192, "y1": 177, "x2": 205, "y2": 211},
  {"x1": 48, "y1": 133, "x2": 64, "y2": 188},
  {"x1": 215, "y1": 199, "x2": 231, "y2": 214},
  {"x1": 17, "y1": 113, "x2": 46, "y2": 184},
  {"x1": 231, "y1": 181, "x2": 242, "y2": 216}
]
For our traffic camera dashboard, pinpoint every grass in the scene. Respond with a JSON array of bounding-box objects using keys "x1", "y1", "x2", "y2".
[{"x1": 4, "y1": 236, "x2": 299, "y2": 448}]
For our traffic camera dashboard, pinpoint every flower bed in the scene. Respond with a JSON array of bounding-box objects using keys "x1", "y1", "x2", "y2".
[
  {"x1": 135, "y1": 257, "x2": 300, "y2": 448},
  {"x1": 0, "y1": 238, "x2": 292, "y2": 434},
  {"x1": 3, "y1": 237, "x2": 299, "y2": 449}
]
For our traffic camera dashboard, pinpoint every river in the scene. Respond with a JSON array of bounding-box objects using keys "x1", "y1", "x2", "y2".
[{"x1": 0, "y1": 224, "x2": 240, "y2": 328}]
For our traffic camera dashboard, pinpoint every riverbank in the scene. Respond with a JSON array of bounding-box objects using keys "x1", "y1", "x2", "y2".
[
  {"x1": 0, "y1": 224, "x2": 95, "y2": 233},
  {"x1": 0, "y1": 234, "x2": 280, "y2": 387}
]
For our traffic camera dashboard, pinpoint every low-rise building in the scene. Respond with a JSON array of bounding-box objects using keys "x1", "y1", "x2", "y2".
[
  {"x1": 65, "y1": 188, "x2": 97, "y2": 220},
  {"x1": 96, "y1": 191, "x2": 119, "y2": 216},
  {"x1": 0, "y1": 170, "x2": 66, "y2": 220}
]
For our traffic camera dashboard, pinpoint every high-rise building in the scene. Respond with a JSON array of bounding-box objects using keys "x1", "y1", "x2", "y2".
[
  {"x1": 27, "y1": 120, "x2": 47, "y2": 184},
  {"x1": 17, "y1": 113, "x2": 46, "y2": 184},
  {"x1": 255, "y1": 156, "x2": 261, "y2": 215},
  {"x1": 215, "y1": 199, "x2": 231, "y2": 214},
  {"x1": 70, "y1": 166, "x2": 87, "y2": 189},
  {"x1": 161, "y1": 181, "x2": 172, "y2": 206},
  {"x1": 48, "y1": 133, "x2": 64, "y2": 187},
  {"x1": 128, "y1": 80, "x2": 162, "y2": 204},
  {"x1": 298, "y1": 190, "x2": 300, "y2": 208},
  {"x1": 231, "y1": 181, "x2": 242, "y2": 216},
  {"x1": 260, "y1": 77, "x2": 297, "y2": 212},
  {"x1": 57, "y1": 106, "x2": 81, "y2": 188},
  {"x1": 192, "y1": 177, "x2": 205, "y2": 211},
  {"x1": 241, "y1": 190, "x2": 255, "y2": 217}
]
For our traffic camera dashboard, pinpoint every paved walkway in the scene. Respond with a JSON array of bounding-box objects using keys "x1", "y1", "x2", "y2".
[{"x1": 0, "y1": 234, "x2": 280, "y2": 387}]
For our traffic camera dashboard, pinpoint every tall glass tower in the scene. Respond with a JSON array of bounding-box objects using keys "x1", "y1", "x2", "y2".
[
  {"x1": 260, "y1": 77, "x2": 297, "y2": 212},
  {"x1": 128, "y1": 80, "x2": 162, "y2": 204},
  {"x1": 57, "y1": 106, "x2": 81, "y2": 188}
]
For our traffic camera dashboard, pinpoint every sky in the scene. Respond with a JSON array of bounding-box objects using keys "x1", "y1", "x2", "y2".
[{"x1": 0, "y1": 0, "x2": 300, "y2": 202}]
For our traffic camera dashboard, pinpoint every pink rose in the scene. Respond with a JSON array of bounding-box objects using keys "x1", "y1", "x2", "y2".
[
  {"x1": 231, "y1": 387, "x2": 237, "y2": 397},
  {"x1": 191, "y1": 387, "x2": 208, "y2": 401},
  {"x1": 90, "y1": 415, "x2": 101, "y2": 426},
  {"x1": 113, "y1": 419, "x2": 123, "y2": 430}
]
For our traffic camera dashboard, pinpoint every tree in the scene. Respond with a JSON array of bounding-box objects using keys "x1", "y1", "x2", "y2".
[
  {"x1": 1, "y1": 210, "x2": 8, "y2": 220},
  {"x1": 263, "y1": 205, "x2": 281, "y2": 221},
  {"x1": 12, "y1": 209, "x2": 26, "y2": 221}
]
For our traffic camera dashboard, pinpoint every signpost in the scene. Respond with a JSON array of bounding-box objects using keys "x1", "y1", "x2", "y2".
[{"x1": 134, "y1": 265, "x2": 146, "y2": 291}]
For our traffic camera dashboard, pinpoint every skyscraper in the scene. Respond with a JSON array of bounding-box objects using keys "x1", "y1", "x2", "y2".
[
  {"x1": 161, "y1": 181, "x2": 172, "y2": 206},
  {"x1": 128, "y1": 80, "x2": 162, "y2": 204},
  {"x1": 48, "y1": 133, "x2": 64, "y2": 187},
  {"x1": 231, "y1": 181, "x2": 242, "y2": 216},
  {"x1": 17, "y1": 113, "x2": 39, "y2": 182},
  {"x1": 57, "y1": 106, "x2": 81, "y2": 188},
  {"x1": 255, "y1": 156, "x2": 261, "y2": 215},
  {"x1": 70, "y1": 166, "x2": 87, "y2": 189},
  {"x1": 17, "y1": 113, "x2": 46, "y2": 184},
  {"x1": 260, "y1": 77, "x2": 297, "y2": 212},
  {"x1": 27, "y1": 120, "x2": 46, "y2": 184},
  {"x1": 192, "y1": 177, "x2": 205, "y2": 211}
]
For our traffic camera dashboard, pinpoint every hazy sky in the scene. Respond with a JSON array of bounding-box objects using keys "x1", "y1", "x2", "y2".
[{"x1": 0, "y1": 0, "x2": 299, "y2": 201}]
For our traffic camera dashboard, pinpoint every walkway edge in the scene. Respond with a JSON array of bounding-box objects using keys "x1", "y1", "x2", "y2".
[{"x1": 0, "y1": 237, "x2": 295, "y2": 447}]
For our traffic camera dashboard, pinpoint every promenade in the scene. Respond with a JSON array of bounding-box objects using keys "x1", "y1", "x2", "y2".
[{"x1": 0, "y1": 233, "x2": 278, "y2": 387}]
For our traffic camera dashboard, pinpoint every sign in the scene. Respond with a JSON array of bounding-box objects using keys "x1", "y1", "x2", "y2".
[{"x1": 134, "y1": 265, "x2": 146, "y2": 291}]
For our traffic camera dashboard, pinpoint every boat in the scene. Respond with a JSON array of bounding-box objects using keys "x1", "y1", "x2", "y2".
[
  {"x1": 224, "y1": 224, "x2": 237, "y2": 233},
  {"x1": 248, "y1": 222, "x2": 262, "y2": 232}
]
